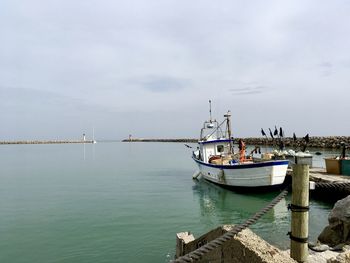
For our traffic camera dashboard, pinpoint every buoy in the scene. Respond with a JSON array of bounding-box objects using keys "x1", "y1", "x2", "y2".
[{"x1": 192, "y1": 170, "x2": 201, "y2": 179}]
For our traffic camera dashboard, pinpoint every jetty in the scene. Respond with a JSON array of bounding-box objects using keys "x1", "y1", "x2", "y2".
[
  {"x1": 287, "y1": 167, "x2": 350, "y2": 184},
  {"x1": 0, "y1": 140, "x2": 95, "y2": 145},
  {"x1": 300, "y1": 167, "x2": 350, "y2": 199},
  {"x1": 123, "y1": 136, "x2": 350, "y2": 149},
  {"x1": 122, "y1": 138, "x2": 197, "y2": 143},
  {"x1": 307, "y1": 168, "x2": 350, "y2": 183}
]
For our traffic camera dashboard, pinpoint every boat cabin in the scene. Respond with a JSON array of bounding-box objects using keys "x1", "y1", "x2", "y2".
[
  {"x1": 198, "y1": 139, "x2": 232, "y2": 163},
  {"x1": 197, "y1": 112, "x2": 234, "y2": 164}
]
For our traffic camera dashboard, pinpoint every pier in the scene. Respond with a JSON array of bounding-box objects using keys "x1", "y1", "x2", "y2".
[
  {"x1": 287, "y1": 167, "x2": 350, "y2": 199},
  {"x1": 0, "y1": 140, "x2": 95, "y2": 145},
  {"x1": 307, "y1": 168, "x2": 350, "y2": 183},
  {"x1": 122, "y1": 138, "x2": 197, "y2": 143},
  {"x1": 123, "y1": 136, "x2": 350, "y2": 149},
  {"x1": 287, "y1": 167, "x2": 350, "y2": 185}
]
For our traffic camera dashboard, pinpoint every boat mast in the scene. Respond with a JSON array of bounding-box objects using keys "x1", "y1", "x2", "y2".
[
  {"x1": 224, "y1": 111, "x2": 233, "y2": 154},
  {"x1": 209, "y1": 100, "x2": 212, "y2": 123}
]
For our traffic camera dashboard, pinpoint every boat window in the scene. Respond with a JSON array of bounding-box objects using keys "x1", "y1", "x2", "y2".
[{"x1": 217, "y1": 145, "x2": 224, "y2": 153}]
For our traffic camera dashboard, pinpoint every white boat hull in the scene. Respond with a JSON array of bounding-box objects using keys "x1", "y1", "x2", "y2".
[{"x1": 193, "y1": 158, "x2": 289, "y2": 188}]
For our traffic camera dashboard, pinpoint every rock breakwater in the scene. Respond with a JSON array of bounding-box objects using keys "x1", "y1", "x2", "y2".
[
  {"x1": 122, "y1": 138, "x2": 197, "y2": 143},
  {"x1": 240, "y1": 136, "x2": 350, "y2": 149},
  {"x1": 123, "y1": 136, "x2": 350, "y2": 149},
  {"x1": 0, "y1": 140, "x2": 95, "y2": 145}
]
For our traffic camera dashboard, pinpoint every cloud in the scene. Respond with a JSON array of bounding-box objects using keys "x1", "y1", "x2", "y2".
[
  {"x1": 0, "y1": 86, "x2": 118, "y2": 115},
  {"x1": 136, "y1": 76, "x2": 189, "y2": 93},
  {"x1": 1, "y1": 0, "x2": 350, "y2": 138},
  {"x1": 318, "y1": 61, "x2": 333, "y2": 77},
  {"x1": 340, "y1": 60, "x2": 350, "y2": 68},
  {"x1": 229, "y1": 85, "x2": 269, "y2": 95}
]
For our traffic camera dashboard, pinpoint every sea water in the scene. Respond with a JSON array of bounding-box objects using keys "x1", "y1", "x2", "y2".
[{"x1": 0, "y1": 142, "x2": 335, "y2": 262}]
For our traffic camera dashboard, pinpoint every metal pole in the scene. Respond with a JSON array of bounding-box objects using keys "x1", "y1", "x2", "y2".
[
  {"x1": 209, "y1": 100, "x2": 212, "y2": 122},
  {"x1": 290, "y1": 164, "x2": 309, "y2": 262}
]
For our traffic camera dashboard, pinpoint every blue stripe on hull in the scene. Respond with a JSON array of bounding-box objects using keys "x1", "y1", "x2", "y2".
[
  {"x1": 198, "y1": 139, "x2": 233, "y2": 145},
  {"x1": 193, "y1": 157, "x2": 289, "y2": 169}
]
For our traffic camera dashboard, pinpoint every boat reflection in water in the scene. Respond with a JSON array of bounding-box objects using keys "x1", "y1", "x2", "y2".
[{"x1": 192, "y1": 178, "x2": 290, "y2": 249}]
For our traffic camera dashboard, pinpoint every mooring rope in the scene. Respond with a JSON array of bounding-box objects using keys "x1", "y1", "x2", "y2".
[{"x1": 171, "y1": 186, "x2": 290, "y2": 263}]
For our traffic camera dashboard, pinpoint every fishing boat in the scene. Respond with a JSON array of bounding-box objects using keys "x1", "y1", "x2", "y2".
[{"x1": 192, "y1": 102, "x2": 289, "y2": 188}]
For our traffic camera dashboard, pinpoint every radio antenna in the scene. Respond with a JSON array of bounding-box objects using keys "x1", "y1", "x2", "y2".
[{"x1": 209, "y1": 100, "x2": 212, "y2": 122}]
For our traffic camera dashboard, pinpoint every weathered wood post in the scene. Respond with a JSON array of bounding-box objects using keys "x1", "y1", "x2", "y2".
[{"x1": 290, "y1": 164, "x2": 309, "y2": 262}]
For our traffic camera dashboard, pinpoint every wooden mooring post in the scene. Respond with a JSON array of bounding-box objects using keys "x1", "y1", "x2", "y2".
[{"x1": 290, "y1": 164, "x2": 309, "y2": 262}]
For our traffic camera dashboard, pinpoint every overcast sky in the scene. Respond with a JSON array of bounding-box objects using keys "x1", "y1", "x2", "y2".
[{"x1": 1, "y1": 0, "x2": 349, "y2": 140}]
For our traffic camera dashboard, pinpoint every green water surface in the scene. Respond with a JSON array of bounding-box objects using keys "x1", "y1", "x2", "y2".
[{"x1": 0, "y1": 142, "x2": 333, "y2": 262}]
